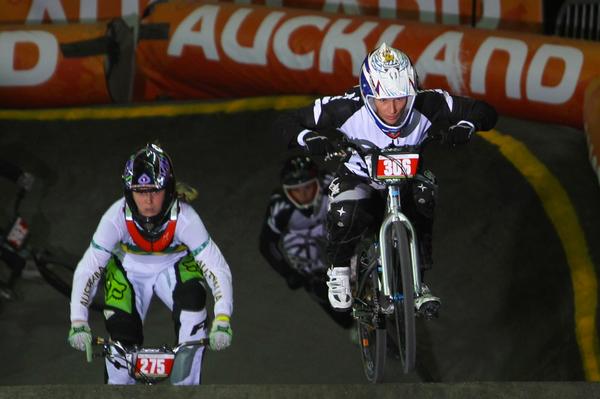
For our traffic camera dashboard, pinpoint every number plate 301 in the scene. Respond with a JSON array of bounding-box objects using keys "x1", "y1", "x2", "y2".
[
  {"x1": 376, "y1": 153, "x2": 420, "y2": 179},
  {"x1": 134, "y1": 353, "x2": 175, "y2": 379}
]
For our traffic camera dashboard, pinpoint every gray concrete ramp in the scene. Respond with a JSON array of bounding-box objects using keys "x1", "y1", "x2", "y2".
[{"x1": 1, "y1": 382, "x2": 599, "y2": 399}]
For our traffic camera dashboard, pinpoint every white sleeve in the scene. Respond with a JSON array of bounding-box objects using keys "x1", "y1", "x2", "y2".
[
  {"x1": 70, "y1": 200, "x2": 124, "y2": 323},
  {"x1": 178, "y1": 204, "x2": 233, "y2": 318}
]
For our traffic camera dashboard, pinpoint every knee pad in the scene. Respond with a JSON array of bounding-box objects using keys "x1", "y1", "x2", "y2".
[
  {"x1": 172, "y1": 282, "x2": 207, "y2": 339},
  {"x1": 327, "y1": 199, "x2": 383, "y2": 266},
  {"x1": 104, "y1": 308, "x2": 143, "y2": 346},
  {"x1": 327, "y1": 200, "x2": 362, "y2": 244},
  {"x1": 173, "y1": 280, "x2": 207, "y2": 311},
  {"x1": 412, "y1": 171, "x2": 437, "y2": 219}
]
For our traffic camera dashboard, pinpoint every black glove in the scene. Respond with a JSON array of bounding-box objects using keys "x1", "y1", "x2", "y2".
[
  {"x1": 285, "y1": 270, "x2": 305, "y2": 290},
  {"x1": 446, "y1": 121, "x2": 475, "y2": 145},
  {"x1": 303, "y1": 132, "x2": 335, "y2": 156}
]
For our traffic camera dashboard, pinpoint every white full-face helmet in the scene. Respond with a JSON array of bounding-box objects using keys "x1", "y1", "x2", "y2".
[{"x1": 359, "y1": 43, "x2": 419, "y2": 136}]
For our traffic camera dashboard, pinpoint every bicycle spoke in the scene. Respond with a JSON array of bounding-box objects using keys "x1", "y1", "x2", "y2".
[{"x1": 354, "y1": 246, "x2": 386, "y2": 383}]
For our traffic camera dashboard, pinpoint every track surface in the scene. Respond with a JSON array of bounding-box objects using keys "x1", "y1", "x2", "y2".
[{"x1": 0, "y1": 111, "x2": 598, "y2": 384}]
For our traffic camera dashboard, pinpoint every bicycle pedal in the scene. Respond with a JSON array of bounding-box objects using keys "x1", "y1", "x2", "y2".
[
  {"x1": 379, "y1": 297, "x2": 395, "y2": 314},
  {"x1": 416, "y1": 300, "x2": 440, "y2": 320}
]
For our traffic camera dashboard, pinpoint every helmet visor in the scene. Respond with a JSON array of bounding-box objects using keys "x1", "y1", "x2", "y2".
[{"x1": 283, "y1": 178, "x2": 320, "y2": 209}]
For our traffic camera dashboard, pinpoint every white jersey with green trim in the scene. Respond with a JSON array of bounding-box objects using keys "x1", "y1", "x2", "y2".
[{"x1": 70, "y1": 198, "x2": 233, "y2": 322}]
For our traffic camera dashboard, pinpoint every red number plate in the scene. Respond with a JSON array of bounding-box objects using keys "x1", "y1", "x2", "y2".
[
  {"x1": 134, "y1": 353, "x2": 175, "y2": 379},
  {"x1": 7, "y1": 217, "x2": 28, "y2": 249},
  {"x1": 375, "y1": 154, "x2": 420, "y2": 179}
]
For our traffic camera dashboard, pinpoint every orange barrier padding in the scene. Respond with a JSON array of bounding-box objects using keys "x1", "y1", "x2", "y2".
[
  {"x1": 584, "y1": 78, "x2": 600, "y2": 183},
  {"x1": 135, "y1": 2, "x2": 599, "y2": 128},
  {"x1": 0, "y1": 0, "x2": 155, "y2": 24},
  {"x1": 0, "y1": 23, "x2": 111, "y2": 107},
  {"x1": 221, "y1": 0, "x2": 543, "y2": 32}
]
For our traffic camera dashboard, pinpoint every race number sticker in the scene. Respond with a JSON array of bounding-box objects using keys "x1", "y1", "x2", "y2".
[
  {"x1": 7, "y1": 217, "x2": 28, "y2": 249},
  {"x1": 375, "y1": 153, "x2": 420, "y2": 179},
  {"x1": 134, "y1": 353, "x2": 175, "y2": 379}
]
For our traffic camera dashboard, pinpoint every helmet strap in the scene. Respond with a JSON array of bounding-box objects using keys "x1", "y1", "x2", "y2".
[{"x1": 124, "y1": 200, "x2": 178, "y2": 252}]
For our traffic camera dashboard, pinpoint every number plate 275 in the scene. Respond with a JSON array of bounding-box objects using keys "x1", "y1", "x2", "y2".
[{"x1": 134, "y1": 353, "x2": 175, "y2": 379}]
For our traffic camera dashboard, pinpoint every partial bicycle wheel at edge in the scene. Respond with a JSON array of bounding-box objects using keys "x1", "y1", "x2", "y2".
[
  {"x1": 388, "y1": 222, "x2": 416, "y2": 373},
  {"x1": 355, "y1": 248, "x2": 386, "y2": 383},
  {"x1": 35, "y1": 252, "x2": 104, "y2": 312}
]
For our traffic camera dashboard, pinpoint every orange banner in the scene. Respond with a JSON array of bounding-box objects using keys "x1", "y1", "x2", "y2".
[
  {"x1": 0, "y1": 23, "x2": 112, "y2": 107},
  {"x1": 0, "y1": 0, "x2": 543, "y2": 32},
  {"x1": 584, "y1": 78, "x2": 600, "y2": 185},
  {"x1": 0, "y1": 0, "x2": 155, "y2": 24},
  {"x1": 222, "y1": 0, "x2": 543, "y2": 32},
  {"x1": 135, "y1": 2, "x2": 599, "y2": 128}
]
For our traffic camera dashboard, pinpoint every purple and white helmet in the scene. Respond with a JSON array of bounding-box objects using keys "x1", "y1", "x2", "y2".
[
  {"x1": 359, "y1": 43, "x2": 419, "y2": 136},
  {"x1": 122, "y1": 143, "x2": 177, "y2": 240}
]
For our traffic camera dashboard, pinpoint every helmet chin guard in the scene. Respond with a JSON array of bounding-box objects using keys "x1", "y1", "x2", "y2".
[{"x1": 125, "y1": 201, "x2": 178, "y2": 252}]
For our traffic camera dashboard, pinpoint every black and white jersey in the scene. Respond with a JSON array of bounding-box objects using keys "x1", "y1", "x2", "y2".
[
  {"x1": 259, "y1": 175, "x2": 332, "y2": 277},
  {"x1": 279, "y1": 86, "x2": 498, "y2": 178},
  {"x1": 265, "y1": 174, "x2": 332, "y2": 236}
]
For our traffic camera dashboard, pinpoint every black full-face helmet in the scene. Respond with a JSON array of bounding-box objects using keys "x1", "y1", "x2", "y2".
[
  {"x1": 280, "y1": 156, "x2": 321, "y2": 210},
  {"x1": 122, "y1": 143, "x2": 176, "y2": 240}
]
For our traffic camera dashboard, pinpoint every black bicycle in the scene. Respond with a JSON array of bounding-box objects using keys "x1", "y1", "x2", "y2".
[
  {"x1": 0, "y1": 187, "x2": 103, "y2": 311},
  {"x1": 330, "y1": 140, "x2": 440, "y2": 382}
]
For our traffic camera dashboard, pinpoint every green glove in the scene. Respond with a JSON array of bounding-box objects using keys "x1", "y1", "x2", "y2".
[
  {"x1": 68, "y1": 321, "x2": 92, "y2": 363},
  {"x1": 209, "y1": 315, "x2": 232, "y2": 351}
]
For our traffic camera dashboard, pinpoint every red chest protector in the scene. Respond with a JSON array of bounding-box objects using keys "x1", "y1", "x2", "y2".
[{"x1": 125, "y1": 201, "x2": 178, "y2": 252}]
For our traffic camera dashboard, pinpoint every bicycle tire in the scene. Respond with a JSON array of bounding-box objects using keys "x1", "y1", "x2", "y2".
[
  {"x1": 388, "y1": 222, "x2": 416, "y2": 373},
  {"x1": 35, "y1": 253, "x2": 104, "y2": 312},
  {"x1": 355, "y1": 247, "x2": 387, "y2": 383}
]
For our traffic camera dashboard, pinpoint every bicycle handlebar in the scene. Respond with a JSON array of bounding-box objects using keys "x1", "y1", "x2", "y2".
[{"x1": 94, "y1": 336, "x2": 211, "y2": 354}]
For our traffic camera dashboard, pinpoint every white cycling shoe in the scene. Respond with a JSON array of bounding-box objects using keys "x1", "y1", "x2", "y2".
[{"x1": 326, "y1": 266, "x2": 352, "y2": 310}]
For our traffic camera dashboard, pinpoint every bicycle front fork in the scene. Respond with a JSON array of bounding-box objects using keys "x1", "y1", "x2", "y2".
[{"x1": 378, "y1": 187, "x2": 422, "y2": 306}]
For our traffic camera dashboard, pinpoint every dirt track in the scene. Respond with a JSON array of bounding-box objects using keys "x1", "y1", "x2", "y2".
[{"x1": 0, "y1": 110, "x2": 598, "y2": 384}]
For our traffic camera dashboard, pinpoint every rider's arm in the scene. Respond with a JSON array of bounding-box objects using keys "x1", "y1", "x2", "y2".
[
  {"x1": 258, "y1": 193, "x2": 297, "y2": 279},
  {"x1": 70, "y1": 199, "x2": 124, "y2": 323},
  {"x1": 417, "y1": 89, "x2": 498, "y2": 132},
  {"x1": 0, "y1": 158, "x2": 34, "y2": 190},
  {"x1": 178, "y1": 203, "x2": 233, "y2": 318},
  {"x1": 274, "y1": 87, "x2": 363, "y2": 149},
  {"x1": 0, "y1": 159, "x2": 23, "y2": 183}
]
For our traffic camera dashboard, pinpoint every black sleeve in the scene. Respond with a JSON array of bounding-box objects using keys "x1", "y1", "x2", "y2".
[
  {"x1": 258, "y1": 192, "x2": 297, "y2": 279},
  {"x1": 416, "y1": 90, "x2": 498, "y2": 132},
  {"x1": 447, "y1": 95, "x2": 498, "y2": 131},
  {"x1": 0, "y1": 159, "x2": 24, "y2": 184},
  {"x1": 272, "y1": 87, "x2": 363, "y2": 149},
  {"x1": 259, "y1": 222, "x2": 294, "y2": 279}
]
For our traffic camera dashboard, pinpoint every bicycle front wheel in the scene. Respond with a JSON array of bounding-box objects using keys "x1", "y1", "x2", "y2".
[
  {"x1": 355, "y1": 249, "x2": 386, "y2": 383},
  {"x1": 388, "y1": 222, "x2": 416, "y2": 373}
]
